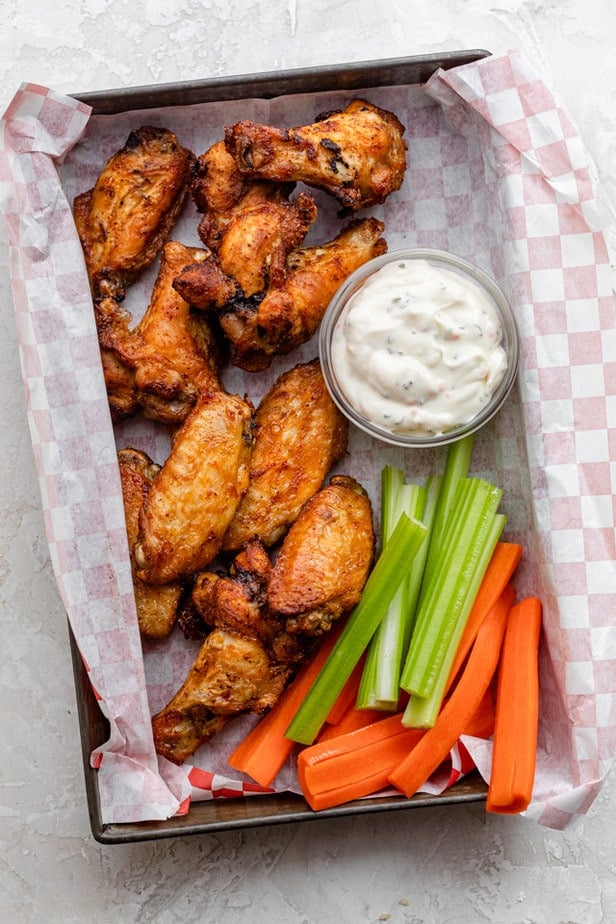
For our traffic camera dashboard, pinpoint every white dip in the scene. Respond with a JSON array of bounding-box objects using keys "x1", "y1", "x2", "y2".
[{"x1": 331, "y1": 259, "x2": 508, "y2": 436}]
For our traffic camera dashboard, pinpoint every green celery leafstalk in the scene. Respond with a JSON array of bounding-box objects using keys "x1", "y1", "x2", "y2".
[
  {"x1": 402, "y1": 512, "x2": 507, "y2": 728},
  {"x1": 285, "y1": 512, "x2": 428, "y2": 745},
  {"x1": 400, "y1": 477, "x2": 503, "y2": 699},
  {"x1": 357, "y1": 478, "x2": 426, "y2": 710},
  {"x1": 424, "y1": 433, "x2": 474, "y2": 573}
]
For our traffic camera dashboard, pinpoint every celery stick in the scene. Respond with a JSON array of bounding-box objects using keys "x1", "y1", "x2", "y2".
[
  {"x1": 285, "y1": 513, "x2": 428, "y2": 745},
  {"x1": 424, "y1": 434, "x2": 474, "y2": 577},
  {"x1": 369, "y1": 483, "x2": 426, "y2": 708},
  {"x1": 400, "y1": 478, "x2": 503, "y2": 698},
  {"x1": 403, "y1": 512, "x2": 507, "y2": 728}
]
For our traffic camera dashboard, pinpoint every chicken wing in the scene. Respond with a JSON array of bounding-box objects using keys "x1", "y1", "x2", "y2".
[
  {"x1": 95, "y1": 241, "x2": 223, "y2": 424},
  {"x1": 74, "y1": 126, "x2": 194, "y2": 300},
  {"x1": 219, "y1": 217, "x2": 387, "y2": 371},
  {"x1": 118, "y1": 448, "x2": 183, "y2": 640},
  {"x1": 223, "y1": 359, "x2": 348, "y2": 551},
  {"x1": 151, "y1": 628, "x2": 292, "y2": 764},
  {"x1": 133, "y1": 389, "x2": 253, "y2": 584},
  {"x1": 173, "y1": 139, "x2": 318, "y2": 308},
  {"x1": 224, "y1": 98, "x2": 407, "y2": 212},
  {"x1": 268, "y1": 475, "x2": 376, "y2": 636}
]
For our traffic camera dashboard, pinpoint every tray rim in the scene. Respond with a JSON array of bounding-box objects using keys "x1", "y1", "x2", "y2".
[
  {"x1": 66, "y1": 48, "x2": 493, "y2": 844},
  {"x1": 69, "y1": 49, "x2": 491, "y2": 114}
]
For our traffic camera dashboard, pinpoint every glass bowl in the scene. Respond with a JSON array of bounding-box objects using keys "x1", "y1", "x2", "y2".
[{"x1": 318, "y1": 249, "x2": 520, "y2": 448}]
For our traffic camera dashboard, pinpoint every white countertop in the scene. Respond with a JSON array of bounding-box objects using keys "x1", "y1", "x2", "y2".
[{"x1": 1, "y1": 1, "x2": 615, "y2": 921}]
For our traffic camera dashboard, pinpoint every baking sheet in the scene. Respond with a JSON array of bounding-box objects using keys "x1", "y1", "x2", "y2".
[{"x1": 2, "y1": 49, "x2": 615, "y2": 840}]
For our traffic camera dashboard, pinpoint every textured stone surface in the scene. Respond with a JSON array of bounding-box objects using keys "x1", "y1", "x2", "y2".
[{"x1": 1, "y1": 2, "x2": 614, "y2": 921}]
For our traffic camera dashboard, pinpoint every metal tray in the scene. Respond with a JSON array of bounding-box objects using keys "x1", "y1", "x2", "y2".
[{"x1": 68, "y1": 49, "x2": 491, "y2": 844}]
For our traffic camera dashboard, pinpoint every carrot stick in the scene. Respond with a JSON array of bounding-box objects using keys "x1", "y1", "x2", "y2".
[
  {"x1": 447, "y1": 542, "x2": 522, "y2": 687},
  {"x1": 486, "y1": 596, "x2": 542, "y2": 814},
  {"x1": 227, "y1": 620, "x2": 345, "y2": 787},
  {"x1": 298, "y1": 687, "x2": 497, "y2": 811},
  {"x1": 317, "y1": 704, "x2": 386, "y2": 741},
  {"x1": 388, "y1": 586, "x2": 511, "y2": 799},
  {"x1": 298, "y1": 713, "x2": 424, "y2": 809}
]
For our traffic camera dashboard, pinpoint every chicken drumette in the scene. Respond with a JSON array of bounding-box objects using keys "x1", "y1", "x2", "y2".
[{"x1": 224, "y1": 98, "x2": 407, "y2": 213}]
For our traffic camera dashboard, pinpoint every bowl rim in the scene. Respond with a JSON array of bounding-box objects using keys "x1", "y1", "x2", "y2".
[{"x1": 318, "y1": 247, "x2": 520, "y2": 448}]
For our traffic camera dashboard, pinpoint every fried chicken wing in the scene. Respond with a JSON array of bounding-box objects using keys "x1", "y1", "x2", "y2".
[
  {"x1": 218, "y1": 217, "x2": 387, "y2": 370},
  {"x1": 151, "y1": 628, "x2": 292, "y2": 764},
  {"x1": 74, "y1": 126, "x2": 194, "y2": 300},
  {"x1": 174, "y1": 140, "x2": 318, "y2": 308},
  {"x1": 118, "y1": 448, "x2": 183, "y2": 640},
  {"x1": 268, "y1": 475, "x2": 376, "y2": 636},
  {"x1": 223, "y1": 359, "x2": 348, "y2": 551},
  {"x1": 95, "y1": 241, "x2": 223, "y2": 423},
  {"x1": 134, "y1": 390, "x2": 253, "y2": 584},
  {"x1": 224, "y1": 98, "x2": 407, "y2": 212}
]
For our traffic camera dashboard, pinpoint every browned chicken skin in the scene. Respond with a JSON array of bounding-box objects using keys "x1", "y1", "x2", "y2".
[
  {"x1": 223, "y1": 359, "x2": 349, "y2": 551},
  {"x1": 224, "y1": 99, "x2": 407, "y2": 212},
  {"x1": 94, "y1": 241, "x2": 223, "y2": 424},
  {"x1": 219, "y1": 217, "x2": 387, "y2": 370},
  {"x1": 134, "y1": 390, "x2": 253, "y2": 585},
  {"x1": 118, "y1": 448, "x2": 183, "y2": 640},
  {"x1": 268, "y1": 475, "x2": 376, "y2": 636},
  {"x1": 74, "y1": 126, "x2": 194, "y2": 300}
]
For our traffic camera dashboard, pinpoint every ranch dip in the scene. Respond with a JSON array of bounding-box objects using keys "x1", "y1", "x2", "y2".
[{"x1": 330, "y1": 258, "x2": 508, "y2": 436}]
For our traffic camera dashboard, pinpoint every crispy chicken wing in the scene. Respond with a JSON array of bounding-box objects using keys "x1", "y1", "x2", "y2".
[
  {"x1": 151, "y1": 628, "x2": 292, "y2": 764},
  {"x1": 95, "y1": 241, "x2": 223, "y2": 423},
  {"x1": 219, "y1": 217, "x2": 387, "y2": 370},
  {"x1": 174, "y1": 140, "x2": 318, "y2": 308},
  {"x1": 223, "y1": 359, "x2": 348, "y2": 551},
  {"x1": 74, "y1": 126, "x2": 194, "y2": 300},
  {"x1": 268, "y1": 475, "x2": 376, "y2": 636},
  {"x1": 134, "y1": 390, "x2": 253, "y2": 584},
  {"x1": 118, "y1": 448, "x2": 183, "y2": 640},
  {"x1": 224, "y1": 98, "x2": 407, "y2": 212}
]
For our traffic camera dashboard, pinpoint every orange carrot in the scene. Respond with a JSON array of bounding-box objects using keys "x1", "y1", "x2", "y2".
[
  {"x1": 298, "y1": 686, "x2": 496, "y2": 811},
  {"x1": 388, "y1": 586, "x2": 511, "y2": 799},
  {"x1": 317, "y1": 703, "x2": 386, "y2": 741},
  {"x1": 447, "y1": 542, "x2": 522, "y2": 687},
  {"x1": 486, "y1": 596, "x2": 542, "y2": 814},
  {"x1": 298, "y1": 713, "x2": 423, "y2": 810},
  {"x1": 227, "y1": 620, "x2": 345, "y2": 787}
]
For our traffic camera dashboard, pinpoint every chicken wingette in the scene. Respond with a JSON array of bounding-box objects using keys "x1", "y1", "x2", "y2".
[
  {"x1": 223, "y1": 359, "x2": 348, "y2": 551},
  {"x1": 134, "y1": 390, "x2": 253, "y2": 584},
  {"x1": 224, "y1": 98, "x2": 407, "y2": 212},
  {"x1": 74, "y1": 126, "x2": 194, "y2": 300},
  {"x1": 268, "y1": 475, "x2": 376, "y2": 635}
]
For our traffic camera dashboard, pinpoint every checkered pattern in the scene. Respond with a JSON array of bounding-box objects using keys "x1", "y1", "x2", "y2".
[{"x1": 1, "y1": 50, "x2": 614, "y2": 828}]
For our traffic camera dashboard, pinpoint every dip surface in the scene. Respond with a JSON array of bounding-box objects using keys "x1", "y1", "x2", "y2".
[{"x1": 330, "y1": 258, "x2": 508, "y2": 436}]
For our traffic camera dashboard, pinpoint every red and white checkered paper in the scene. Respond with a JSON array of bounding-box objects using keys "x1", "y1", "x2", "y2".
[{"x1": 1, "y1": 51, "x2": 614, "y2": 829}]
